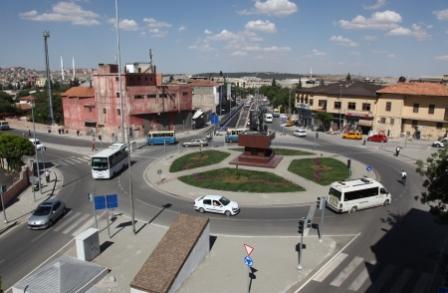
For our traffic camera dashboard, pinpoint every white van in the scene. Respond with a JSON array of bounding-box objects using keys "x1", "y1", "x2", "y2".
[
  {"x1": 0, "y1": 121, "x2": 10, "y2": 130},
  {"x1": 264, "y1": 113, "x2": 273, "y2": 123},
  {"x1": 326, "y1": 177, "x2": 391, "y2": 213}
]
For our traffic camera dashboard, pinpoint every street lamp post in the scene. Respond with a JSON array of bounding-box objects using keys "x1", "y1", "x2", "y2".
[
  {"x1": 338, "y1": 84, "x2": 343, "y2": 131},
  {"x1": 31, "y1": 101, "x2": 42, "y2": 193}
]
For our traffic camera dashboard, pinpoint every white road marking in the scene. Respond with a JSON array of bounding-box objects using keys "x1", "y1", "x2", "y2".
[
  {"x1": 312, "y1": 253, "x2": 348, "y2": 282},
  {"x1": 389, "y1": 268, "x2": 412, "y2": 293},
  {"x1": 411, "y1": 272, "x2": 431, "y2": 293},
  {"x1": 348, "y1": 267, "x2": 370, "y2": 291},
  {"x1": 61, "y1": 214, "x2": 90, "y2": 235},
  {"x1": 368, "y1": 264, "x2": 395, "y2": 293},
  {"x1": 31, "y1": 229, "x2": 52, "y2": 243},
  {"x1": 71, "y1": 217, "x2": 96, "y2": 237},
  {"x1": 330, "y1": 256, "x2": 364, "y2": 287}
]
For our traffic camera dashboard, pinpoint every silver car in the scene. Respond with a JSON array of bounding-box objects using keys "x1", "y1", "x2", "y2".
[
  {"x1": 182, "y1": 138, "x2": 208, "y2": 147},
  {"x1": 28, "y1": 199, "x2": 66, "y2": 229}
]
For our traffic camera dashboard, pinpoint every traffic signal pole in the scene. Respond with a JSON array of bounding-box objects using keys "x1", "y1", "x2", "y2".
[{"x1": 297, "y1": 217, "x2": 305, "y2": 270}]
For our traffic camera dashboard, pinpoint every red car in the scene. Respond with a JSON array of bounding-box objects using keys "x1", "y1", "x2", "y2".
[{"x1": 367, "y1": 134, "x2": 388, "y2": 143}]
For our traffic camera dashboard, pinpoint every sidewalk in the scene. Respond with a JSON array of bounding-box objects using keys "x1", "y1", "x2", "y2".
[
  {"x1": 0, "y1": 167, "x2": 64, "y2": 235},
  {"x1": 144, "y1": 145, "x2": 374, "y2": 207}
]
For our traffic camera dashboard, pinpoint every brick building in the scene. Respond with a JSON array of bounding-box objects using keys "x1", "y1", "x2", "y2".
[{"x1": 62, "y1": 63, "x2": 193, "y2": 138}]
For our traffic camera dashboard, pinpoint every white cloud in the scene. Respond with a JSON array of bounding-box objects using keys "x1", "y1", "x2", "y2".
[
  {"x1": 143, "y1": 17, "x2": 172, "y2": 37},
  {"x1": 339, "y1": 10, "x2": 402, "y2": 30},
  {"x1": 364, "y1": 0, "x2": 387, "y2": 10},
  {"x1": 330, "y1": 35, "x2": 358, "y2": 47},
  {"x1": 204, "y1": 29, "x2": 212, "y2": 35},
  {"x1": 245, "y1": 20, "x2": 277, "y2": 33},
  {"x1": 305, "y1": 49, "x2": 326, "y2": 57},
  {"x1": 119, "y1": 19, "x2": 138, "y2": 31},
  {"x1": 19, "y1": 2, "x2": 100, "y2": 26},
  {"x1": 387, "y1": 23, "x2": 431, "y2": 40},
  {"x1": 232, "y1": 51, "x2": 248, "y2": 56},
  {"x1": 434, "y1": 9, "x2": 448, "y2": 21},
  {"x1": 178, "y1": 25, "x2": 186, "y2": 32},
  {"x1": 435, "y1": 55, "x2": 448, "y2": 61},
  {"x1": 239, "y1": 0, "x2": 297, "y2": 16},
  {"x1": 364, "y1": 35, "x2": 378, "y2": 41},
  {"x1": 387, "y1": 53, "x2": 396, "y2": 58}
]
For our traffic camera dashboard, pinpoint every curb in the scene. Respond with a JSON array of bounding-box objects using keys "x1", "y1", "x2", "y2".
[{"x1": 0, "y1": 220, "x2": 18, "y2": 236}]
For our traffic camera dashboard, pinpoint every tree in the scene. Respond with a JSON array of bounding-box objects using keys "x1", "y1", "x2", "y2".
[
  {"x1": 315, "y1": 112, "x2": 332, "y2": 131},
  {"x1": 416, "y1": 148, "x2": 448, "y2": 219},
  {"x1": 271, "y1": 78, "x2": 277, "y2": 87},
  {"x1": 30, "y1": 90, "x2": 63, "y2": 124},
  {"x1": 346, "y1": 73, "x2": 352, "y2": 82},
  {"x1": 0, "y1": 133, "x2": 35, "y2": 171},
  {"x1": 0, "y1": 91, "x2": 18, "y2": 117},
  {"x1": 297, "y1": 77, "x2": 302, "y2": 89},
  {"x1": 398, "y1": 76, "x2": 407, "y2": 83}
]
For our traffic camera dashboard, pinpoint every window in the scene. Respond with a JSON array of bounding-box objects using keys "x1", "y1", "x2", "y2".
[
  {"x1": 116, "y1": 92, "x2": 120, "y2": 98},
  {"x1": 115, "y1": 77, "x2": 119, "y2": 81},
  {"x1": 390, "y1": 118, "x2": 394, "y2": 125},
  {"x1": 203, "y1": 199, "x2": 211, "y2": 205},
  {"x1": 429, "y1": 104, "x2": 435, "y2": 114},
  {"x1": 318, "y1": 100, "x2": 326, "y2": 108},
  {"x1": 182, "y1": 92, "x2": 188, "y2": 96},
  {"x1": 117, "y1": 109, "x2": 121, "y2": 115},
  {"x1": 412, "y1": 120, "x2": 418, "y2": 126},
  {"x1": 445, "y1": 107, "x2": 448, "y2": 121},
  {"x1": 386, "y1": 102, "x2": 391, "y2": 112},
  {"x1": 305, "y1": 97, "x2": 308, "y2": 103},
  {"x1": 334, "y1": 101, "x2": 341, "y2": 109},
  {"x1": 380, "y1": 117, "x2": 386, "y2": 124},
  {"x1": 134, "y1": 95, "x2": 144, "y2": 99},
  {"x1": 147, "y1": 94, "x2": 157, "y2": 98},
  {"x1": 329, "y1": 188, "x2": 341, "y2": 200},
  {"x1": 344, "y1": 187, "x2": 379, "y2": 201},
  {"x1": 103, "y1": 108, "x2": 106, "y2": 114},
  {"x1": 348, "y1": 102, "x2": 356, "y2": 110},
  {"x1": 413, "y1": 103, "x2": 419, "y2": 113},
  {"x1": 88, "y1": 108, "x2": 92, "y2": 113},
  {"x1": 437, "y1": 122, "x2": 443, "y2": 129},
  {"x1": 309, "y1": 99, "x2": 313, "y2": 106},
  {"x1": 159, "y1": 93, "x2": 167, "y2": 98},
  {"x1": 362, "y1": 103, "x2": 371, "y2": 111}
]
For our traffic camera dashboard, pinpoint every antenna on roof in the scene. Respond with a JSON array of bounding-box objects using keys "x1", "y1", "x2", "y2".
[
  {"x1": 72, "y1": 56, "x2": 76, "y2": 81},
  {"x1": 60, "y1": 56, "x2": 64, "y2": 81}
]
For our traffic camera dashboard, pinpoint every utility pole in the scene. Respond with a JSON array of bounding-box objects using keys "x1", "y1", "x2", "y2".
[
  {"x1": 43, "y1": 31, "x2": 54, "y2": 125},
  {"x1": 32, "y1": 101, "x2": 42, "y2": 193}
]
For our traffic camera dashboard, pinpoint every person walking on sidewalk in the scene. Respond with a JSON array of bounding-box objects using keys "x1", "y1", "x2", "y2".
[
  {"x1": 395, "y1": 146, "x2": 401, "y2": 157},
  {"x1": 45, "y1": 170, "x2": 50, "y2": 183},
  {"x1": 400, "y1": 169, "x2": 407, "y2": 185}
]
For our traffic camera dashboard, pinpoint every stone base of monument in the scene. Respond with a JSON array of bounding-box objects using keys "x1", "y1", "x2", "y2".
[{"x1": 229, "y1": 131, "x2": 283, "y2": 168}]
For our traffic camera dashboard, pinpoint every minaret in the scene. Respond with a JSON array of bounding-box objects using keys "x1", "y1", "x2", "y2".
[
  {"x1": 72, "y1": 56, "x2": 76, "y2": 81},
  {"x1": 60, "y1": 56, "x2": 65, "y2": 81},
  {"x1": 149, "y1": 48, "x2": 153, "y2": 72}
]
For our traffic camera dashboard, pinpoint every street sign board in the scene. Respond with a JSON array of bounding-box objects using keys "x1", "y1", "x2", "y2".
[
  {"x1": 106, "y1": 194, "x2": 118, "y2": 209},
  {"x1": 94, "y1": 196, "x2": 106, "y2": 210},
  {"x1": 244, "y1": 256, "x2": 253, "y2": 267},
  {"x1": 438, "y1": 288, "x2": 448, "y2": 293},
  {"x1": 319, "y1": 197, "x2": 326, "y2": 210},
  {"x1": 210, "y1": 113, "x2": 219, "y2": 125},
  {"x1": 244, "y1": 244, "x2": 254, "y2": 256},
  {"x1": 366, "y1": 165, "x2": 373, "y2": 172}
]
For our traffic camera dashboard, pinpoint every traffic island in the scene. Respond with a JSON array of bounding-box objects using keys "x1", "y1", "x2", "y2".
[
  {"x1": 170, "y1": 150, "x2": 230, "y2": 173},
  {"x1": 288, "y1": 158, "x2": 350, "y2": 185}
]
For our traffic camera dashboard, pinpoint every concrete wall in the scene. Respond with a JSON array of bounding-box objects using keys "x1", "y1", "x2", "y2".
[
  {"x1": 192, "y1": 86, "x2": 216, "y2": 112},
  {"x1": 1, "y1": 166, "x2": 30, "y2": 208},
  {"x1": 169, "y1": 223, "x2": 210, "y2": 293}
]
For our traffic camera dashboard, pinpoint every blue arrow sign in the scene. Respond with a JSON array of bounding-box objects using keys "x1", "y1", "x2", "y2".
[
  {"x1": 94, "y1": 196, "x2": 106, "y2": 210},
  {"x1": 244, "y1": 256, "x2": 253, "y2": 267},
  {"x1": 106, "y1": 194, "x2": 118, "y2": 209},
  {"x1": 366, "y1": 165, "x2": 373, "y2": 172}
]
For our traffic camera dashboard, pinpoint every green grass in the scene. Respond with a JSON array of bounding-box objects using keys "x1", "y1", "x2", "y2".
[
  {"x1": 170, "y1": 150, "x2": 230, "y2": 173},
  {"x1": 288, "y1": 158, "x2": 349, "y2": 185},
  {"x1": 179, "y1": 168, "x2": 304, "y2": 192},
  {"x1": 229, "y1": 147, "x2": 313, "y2": 156}
]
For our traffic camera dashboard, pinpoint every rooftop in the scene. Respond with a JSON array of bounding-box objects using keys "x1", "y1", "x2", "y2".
[
  {"x1": 62, "y1": 86, "x2": 95, "y2": 98},
  {"x1": 297, "y1": 80, "x2": 383, "y2": 97},
  {"x1": 377, "y1": 82, "x2": 448, "y2": 97}
]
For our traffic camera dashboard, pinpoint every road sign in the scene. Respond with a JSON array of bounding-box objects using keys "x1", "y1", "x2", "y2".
[
  {"x1": 94, "y1": 196, "x2": 106, "y2": 210},
  {"x1": 244, "y1": 256, "x2": 253, "y2": 267},
  {"x1": 438, "y1": 287, "x2": 448, "y2": 293},
  {"x1": 210, "y1": 113, "x2": 219, "y2": 125},
  {"x1": 366, "y1": 165, "x2": 373, "y2": 172},
  {"x1": 106, "y1": 194, "x2": 118, "y2": 209},
  {"x1": 244, "y1": 244, "x2": 254, "y2": 256}
]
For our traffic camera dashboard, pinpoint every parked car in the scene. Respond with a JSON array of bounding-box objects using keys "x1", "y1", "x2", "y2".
[
  {"x1": 182, "y1": 138, "x2": 208, "y2": 147},
  {"x1": 367, "y1": 133, "x2": 388, "y2": 143},
  {"x1": 0, "y1": 121, "x2": 10, "y2": 130},
  {"x1": 293, "y1": 128, "x2": 307, "y2": 137},
  {"x1": 27, "y1": 199, "x2": 66, "y2": 229},
  {"x1": 432, "y1": 137, "x2": 448, "y2": 148},
  {"x1": 194, "y1": 195, "x2": 240, "y2": 216},
  {"x1": 342, "y1": 131, "x2": 363, "y2": 140},
  {"x1": 29, "y1": 138, "x2": 46, "y2": 151}
]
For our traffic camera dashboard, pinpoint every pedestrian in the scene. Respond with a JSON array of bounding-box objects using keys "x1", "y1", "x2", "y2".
[
  {"x1": 28, "y1": 129, "x2": 31, "y2": 137},
  {"x1": 395, "y1": 146, "x2": 401, "y2": 157},
  {"x1": 315, "y1": 132, "x2": 319, "y2": 139},
  {"x1": 400, "y1": 169, "x2": 407, "y2": 185},
  {"x1": 45, "y1": 170, "x2": 50, "y2": 183},
  {"x1": 76, "y1": 130, "x2": 80, "y2": 136},
  {"x1": 58, "y1": 128, "x2": 61, "y2": 135}
]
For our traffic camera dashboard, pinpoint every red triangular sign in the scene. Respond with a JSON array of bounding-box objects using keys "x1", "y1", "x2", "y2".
[{"x1": 244, "y1": 243, "x2": 254, "y2": 256}]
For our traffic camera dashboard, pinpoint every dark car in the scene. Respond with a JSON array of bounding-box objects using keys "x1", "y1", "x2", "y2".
[
  {"x1": 27, "y1": 199, "x2": 66, "y2": 229},
  {"x1": 367, "y1": 134, "x2": 388, "y2": 143}
]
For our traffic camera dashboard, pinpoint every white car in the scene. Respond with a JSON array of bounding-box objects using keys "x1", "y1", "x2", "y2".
[
  {"x1": 293, "y1": 128, "x2": 307, "y2": 137},
  {"x1": 182, "y1": 138, "x2": 208, "y2": 147},
  {"x1": 29, "y1": 138, "x2": 46, "y2": 151},
  {"x1": 433, "y1": 137, "x2": 448, "y2": 148},
  {"x1": 194, "y1": 195, "x2": 240, "y2": 216}
]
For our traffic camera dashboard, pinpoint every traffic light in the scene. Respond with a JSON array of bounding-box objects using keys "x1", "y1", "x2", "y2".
[
  {"x1": 316, "y1": 197, "x2": 321, "y2": 209},
  {"x1": 298, "y1": 219, "x2": 305, "y2": 235}
]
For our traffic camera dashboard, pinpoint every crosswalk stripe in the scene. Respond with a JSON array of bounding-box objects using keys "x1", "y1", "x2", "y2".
[
  {"x1": 72, "y1": 158, "x2": 87, "y2": 163},
  {"x1": 411, "y1": 272, "x2": 431, "y2": 293},
  {"x1": 330, "y1": 256, "x2": 364, "y2": 287},
  {"x1": 64, "y1": 158, "x2": 81, "y2": 164},
  {"x1": 368, "y1": 264, "x2": 396, "y2": 293},
  {"x1": 389, "y1": 268, "x2": 413, "y2": 293},
  {"x1": 82, "y1": 155, "x2": 91, "y2": 161},
  {"x1": 52, "y1": 211, "x2": 79, "y2": 232},
  {"x1": 313, "y1": 253, "x2": 348, "y2": 282},
  {"x1": 61, "y1": 214, "x2": 90, "y2": 235},
  {"x1": 71, "y1": 217, "x2": 96, "y2": 237},
  {"x1": 57, "y1": 160, "x2": 68, "y2": 166},
  {"x1": 348, "y1": 267, "x2": 370, "y2": 291}
]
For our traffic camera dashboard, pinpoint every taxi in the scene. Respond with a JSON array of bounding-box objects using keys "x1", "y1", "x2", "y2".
[{"x1": 342, "y1": 131, "x2": 363, "y2": 140}]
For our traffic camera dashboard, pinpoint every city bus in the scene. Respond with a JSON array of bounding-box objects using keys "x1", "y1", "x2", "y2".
[
  {"x1": 225, "y1": 128, "x2": 247, "y2": 143},
  {"x1": 147, "y1": 130, "x2": 176, "y2": 145},
  {"x1": 91, "y1": 143, "x2": 128, "y2": 179},
  {"x1": 326, "y1": 177, "x2": 391, "y2": 213}
]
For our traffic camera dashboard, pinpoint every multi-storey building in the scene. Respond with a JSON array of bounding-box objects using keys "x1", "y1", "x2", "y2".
[
  {"x1": 375, "y1": 82, "x2": 448, "y2": 139},
  {"x1": 62, "y1": 63, "x2": 193, "y2": 138}
]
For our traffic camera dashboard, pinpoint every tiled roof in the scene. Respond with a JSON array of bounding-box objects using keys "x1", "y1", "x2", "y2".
[
  {"x1": 62, "y1": 87, "x2": 95, "y2": 98},
  {"x1": 377, "y1": 82, "x2": 448, "y2": 97},
  {"x1": 188, "y1": 79, "x2": 218, "y2": 87},
  {"x1": 297, "y1": 81, "x2": 382, "y2": 97}
]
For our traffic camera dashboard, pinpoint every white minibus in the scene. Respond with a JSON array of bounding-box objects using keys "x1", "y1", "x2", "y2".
[
  {"x1": 91, "y1": 143, "x2": 128, "y2": 179},
  {"x1": 326, "y1": 177, "x2": 391, "y2": 213}
]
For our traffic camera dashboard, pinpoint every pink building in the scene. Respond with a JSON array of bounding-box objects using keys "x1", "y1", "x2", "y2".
[{"x1": 62, "y1": 63, "x2": 193, "y2": 138}]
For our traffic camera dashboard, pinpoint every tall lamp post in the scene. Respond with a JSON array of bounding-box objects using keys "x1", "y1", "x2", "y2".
[
  {"x1": 31, "y1": 99, "x2": 42, "y2": 193},
  {"x1": 338, "y1": 83, "x2": 343, "y2": 130},
  {"x1": 43, "y1": 31, "x2": 54, "y2": 125}
]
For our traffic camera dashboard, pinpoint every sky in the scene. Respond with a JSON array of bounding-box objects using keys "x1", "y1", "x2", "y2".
[{"x1": 1, "y1": 0, "x2": 448, "y2": 77}]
